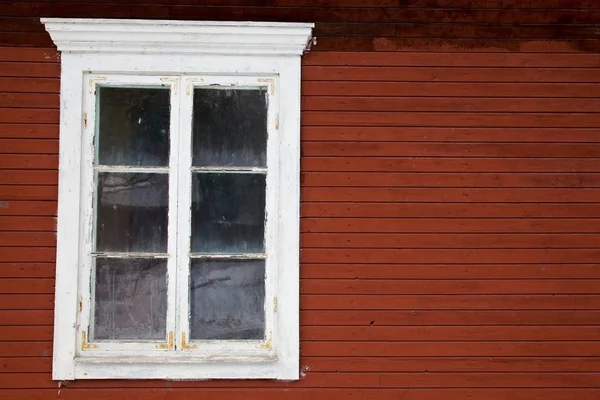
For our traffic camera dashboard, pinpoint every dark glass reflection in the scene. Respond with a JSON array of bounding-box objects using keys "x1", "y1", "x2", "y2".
[
  {"x1": 192, "y1": 88, "x2": 267, "y2": 167},
  {"x1": 93, "y1": 258, "x2": 167, "y2": 341},
  {"x1": 98, "y1": 87, "x2": 170, "y2": 166},
  {"x1": 96, "y1": 172, "x2": 168, "y2": 253},
  {"x1": 190, "y1": 259, "x2": 265, "y2": 340},
  {"x1": 191, "y1": 173, "x2": 265, "y2": 254}
]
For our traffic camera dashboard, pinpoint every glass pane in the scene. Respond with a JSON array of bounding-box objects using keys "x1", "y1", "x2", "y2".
[
  {"x1": 93, "y1": 258, "x2": 167, "y2": 341},
  {"x1": 96, "y1": 172, "x2": 168, "y2": 253},
  {"x1": 192, "y1": 88, "x2": 267, "y2": 167},
  {"x1": 191, "y1": 173, "x2": 265, "y2": 254},
  {"x1": 98, "y1": 86, "x2": 170, "y2": 166},
  {"x1": 190, "y1": 259, "x2": 265, "y2": 340}
]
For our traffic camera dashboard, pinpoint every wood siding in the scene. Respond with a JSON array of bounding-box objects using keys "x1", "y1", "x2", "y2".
[{"x1": 2, "y1": 0, "x2": 600, "y2": 398}]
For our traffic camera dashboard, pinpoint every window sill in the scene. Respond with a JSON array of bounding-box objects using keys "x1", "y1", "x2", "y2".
[{"x1": 71, "y1": 351, "x2": 288, "y2": 380}]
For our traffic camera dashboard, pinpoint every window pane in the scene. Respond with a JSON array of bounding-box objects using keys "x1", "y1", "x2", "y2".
[
  {"x1": 192, "y1": 88, "x2": 267, "y2": 167},
  {"x1": 190, "y1": 259, "x2": 265, "y2": 340},
  {"x1": 93, "y1": 258, "x2": 167, "y2": 341},
  {"x1": 96, "y1": 172, "x2": 168, "y2": 253},
  {"x1": 191, "y1": 173, "x2": 265, "y2": 254},
  {"x1": 98, "y1": 87, "x2": 170, "y2": 166}
]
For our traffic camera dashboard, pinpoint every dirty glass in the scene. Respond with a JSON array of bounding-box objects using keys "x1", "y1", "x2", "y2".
[
  {"x1": 192, "y1": 88, "x2": 267, "y2": 167},
  {"x1": 97, "y1": 87, "x2": 170, "y2": 167},
  {"x1": 189, "y1": 259, "x2": 265, "y2": 340},
  {"x1": 96, "y1": 172, "x2": 168, "y2": 253},
  {"x1": 93, "y1": 258, "x2": 167, "y2": 341},
  {"x1": 191, "y1": 173, "x2": 265, "y2": 254}
]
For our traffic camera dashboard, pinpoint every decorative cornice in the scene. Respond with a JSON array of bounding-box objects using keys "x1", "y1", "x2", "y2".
[{"x1": 41, "y1": 18, "x2": 315, "y2": 56}]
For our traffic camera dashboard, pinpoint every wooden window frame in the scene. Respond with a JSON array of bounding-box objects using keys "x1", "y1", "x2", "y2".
[{"x1": 42, "y1": 18, "x2": 314, "y2": 381}]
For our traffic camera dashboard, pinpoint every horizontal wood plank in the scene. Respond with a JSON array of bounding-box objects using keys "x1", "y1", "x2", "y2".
[
  {"x1": 0, "y1": 201, "x2": 56, "y2": 216},
  {"x1": 0, "y1": 47, "x2": 58, "y2": 62},
  {"x1": 0, "y1": 171, "x2": 57, "y2": 185},
  {"x1": 0, "y1": 110, "x2": 58, "y2": 124},
  {"x1": 306, "y1": 357, "x2": 600, "y2": 373},
  {"x1": 301, "y1": 295, "x2": 600, "y2": 311},
  {"x1": 304, "y1": 52, "x2": 600, "y2": 68},
  {"x1": 0, "y1": 93, "x2": 58, "y2": 109},
  {"x1": 301, "y1": 127, "x2": 600, "y2": 143},
  {"x1": 302, "y1": 97, "x2": 600, "y2": 113},
  {"x1": 300, "y1": 264, "x2": 600, "y2": 280},
  {"x1": 302, "y1": 82, "x2": 600, "y2": 97},
  {"x1": 301, "y1": 203, "x2": 600, "y2": 218},
  {"x1": 302, "y1": 157, "x2": 600, "y2": 172},
  {"x1": 0, "y1": 294, "x2": 53, "y2": 310},
  {"x1": 301, "y1": 219, "x2": 600, "y2": 233},
  {"x1": 300, "y1": 249, "x2": 600, "y2": 264},
  {"x1": 302, "y1": 112, "x2": 600, "y2": 128},
  {"x1": 0, "y1": 232, "x2": 56, "y2": 246},
  {"x1": 301, "y1": 143, "x2": 600, "y2": 157},
  {"x1": 303, "y1": 66, "x2": 600, "y2": 83},
  {"x1": 301, "y1": 172, "x2": 600, "y2": 188},
  {"x1": 301, "y1": 233, "x2": 600, "y2": 248},
  {"x1": 0, "y1": 263, "x2": 54, "y2": 278},
  {"x1": 301, "y1": 188, "x2": 600, "y2": 203},
  {"x1": 0, "y1": 78, "x2": 59, "y2": 93},
  {"x1": 0, "y1": 186, "x2": 58, "y2": 200},
  {"x1": 301, "y1": 278, "x2": 600, "y2": 294},
  {"x1": 0, "y1": 217, "x2": 55, "y2": 231},
  {"x1": 0, "y1": 155, "x2": 58, "y2": 170},
  {"x1": 0, "y1": 62, "x2": 59, "y2": 78}
]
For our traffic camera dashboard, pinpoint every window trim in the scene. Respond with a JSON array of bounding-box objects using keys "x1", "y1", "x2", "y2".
[{"x1": 42, "y1": 18, "x2": 313, "y2": 381}]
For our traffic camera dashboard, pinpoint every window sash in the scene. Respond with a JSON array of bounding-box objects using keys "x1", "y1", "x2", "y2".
[
  {"x1": 176, "y1": 77, "x2": 278, "y2": 352},
  {"x1": 77, "y1": 74, "x2": 277, "y2": 355}
]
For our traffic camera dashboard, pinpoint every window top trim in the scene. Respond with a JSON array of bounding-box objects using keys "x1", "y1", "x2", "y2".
[{"x1": 41, "y1": 18, "x2": 315, "y2": 56}]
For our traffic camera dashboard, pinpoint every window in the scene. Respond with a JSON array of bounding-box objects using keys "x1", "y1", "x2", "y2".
[{"x1": 42, "y1": 18, "x2": 314, "y2": 380}]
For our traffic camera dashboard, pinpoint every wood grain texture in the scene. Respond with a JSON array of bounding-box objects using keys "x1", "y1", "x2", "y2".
[{"x1": 1, "y1": 0, "x2": 600, "y2": 397}]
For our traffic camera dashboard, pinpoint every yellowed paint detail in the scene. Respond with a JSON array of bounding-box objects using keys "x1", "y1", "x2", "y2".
[
  {"x1": 78, "y1": 297, "x2": 83, "y2": 313},
  {"x1": 81, "y1": 331, "x2": 99, "y2": 350},
  {"x1": 156, "y1": 331, "x2": 174, "y2": 350},
  {"x1": 88, "y1": 77, "x2": 107, "y2": 94},
  {"x1": 273, "y1": 296, "x2": 278, "y2": 313},
  {"x1": 186, "y1": 78, "x2": 204, "y2": 95},
  {"x1": 259, "y1": 332, "x2": 272, "y2": 349},
  {"x1": 181, "y1": 332, "x2": 197, "y2": 349},
  {"x1": 275, "y1": 114, "x2": 279, "y2": 130},
  {"x1": 258, "y1": 78, "x2": 275, "y2": 95},
  {"x1": 160, "y1": 77, "x2": 178, "y2": 95}
]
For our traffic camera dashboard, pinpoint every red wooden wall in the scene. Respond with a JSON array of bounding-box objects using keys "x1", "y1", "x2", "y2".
[{"x1": 2, "y1": 1, "x2": 600, "y2": 399}]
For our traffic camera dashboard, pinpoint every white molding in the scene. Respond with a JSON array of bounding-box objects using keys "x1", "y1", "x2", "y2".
[
  {"x1": 44, "y1": 18, "x2": 312, "y2": 381},
  {"x1": 41, "y1": 18, "x2": 314, "y2": 55}
]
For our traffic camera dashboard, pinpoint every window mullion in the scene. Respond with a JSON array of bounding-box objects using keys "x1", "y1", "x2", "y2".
[
  {"x1": 164, "y1": 77, "x2": 182, "y2": 351},
  {"x1": 175, "y1": 77, "x2": 195, "y2": 350}
]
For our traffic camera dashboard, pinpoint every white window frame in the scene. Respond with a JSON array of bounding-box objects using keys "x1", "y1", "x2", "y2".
[{"x1": 42, "y1": 18, "x2": 313, "y2": 381}]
